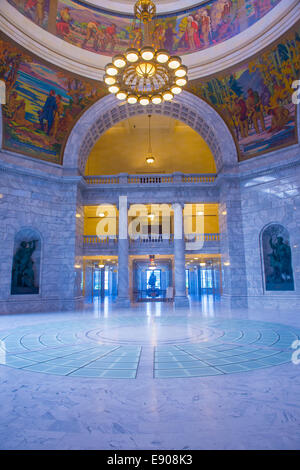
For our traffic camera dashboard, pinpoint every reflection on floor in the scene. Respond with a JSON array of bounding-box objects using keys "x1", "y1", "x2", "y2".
[
  {"x1": 0, "y1": 296, "x2": 299, "y2": 450},
  {"x1": 0, "y1": 317, "x2": 297, "y2": 379}
]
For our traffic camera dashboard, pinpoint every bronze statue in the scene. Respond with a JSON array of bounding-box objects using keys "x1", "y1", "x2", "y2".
[
  {"x1": 268, "y1": 236, "x2": 293, "y2": 283},
  {"x1": 11, "y1": 240, "x2": 39, "y2": 294}
]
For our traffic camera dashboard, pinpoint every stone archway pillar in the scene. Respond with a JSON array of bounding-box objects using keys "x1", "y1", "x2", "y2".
[
  {"x1": 173, "y1": 203, "x2": 189, "y2": 307},
  {"x1": 116, "y1": 195, "x2": 130, "y2": 307},
  {"x1": 219, "y1": 178, "x2": 248, "y2": 308}
]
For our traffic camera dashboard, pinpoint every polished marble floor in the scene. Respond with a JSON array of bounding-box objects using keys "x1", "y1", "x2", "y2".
[
  {"x1": 0, "y1": 315, "x2": 297, "y2": 379},
  {"x1": 0, "y1": 298, "x2": 299, "y2": 450}
]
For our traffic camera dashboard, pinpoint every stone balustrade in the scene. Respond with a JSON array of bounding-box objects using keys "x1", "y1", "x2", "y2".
[
  {"x1": 83, "y1": 234, "x2": 220, "y2": 255},
  {"x1": 84, "y1": 173, "x2": 216, "y2": 186}
]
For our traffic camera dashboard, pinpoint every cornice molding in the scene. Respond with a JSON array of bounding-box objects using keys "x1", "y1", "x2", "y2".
[
  {"x1": 0, "y1": 0, "x2": 299, "y2": 80},
  {"x1": 1, "y1": 149, "x2": 300, "y2": 193},
  {"x1": 81, "y1": 0, "x2": 206, "y2": 15}
]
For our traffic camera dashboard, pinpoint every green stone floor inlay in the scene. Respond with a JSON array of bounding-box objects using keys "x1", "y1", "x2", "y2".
[{"x1": 0, "y1": 317, "x2": 298, "y2": 379}]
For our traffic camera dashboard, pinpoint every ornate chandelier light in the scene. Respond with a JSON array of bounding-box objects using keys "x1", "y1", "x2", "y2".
[
  {"x1": 104, "y1": 0, "x2": 188, "y2": 106},
  {"x1": 146, "y1": 114, "x2": 155, "y2": 164}
]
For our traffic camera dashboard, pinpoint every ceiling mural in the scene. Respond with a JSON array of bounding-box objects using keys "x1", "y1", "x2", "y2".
[
  {"x1": 0, "y1": 33, "x2": 106, "y2": 164},
  {"x1": 188, "y1": 22, "x2": 300, "y2": 161},
  {"x1": 7, "y1": 0, "x2": 281, "y2": 57},
  {"x1": 0, "y1": 22, "x2": 299, "y2": 166}
]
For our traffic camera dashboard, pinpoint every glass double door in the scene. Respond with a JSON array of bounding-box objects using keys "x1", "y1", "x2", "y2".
[
  {"x1": 93, "y1": 268, "x2": 117, "y2": 298},
  {"x1": 187, "y1": 264, "x2": 221, "y2": 297}
]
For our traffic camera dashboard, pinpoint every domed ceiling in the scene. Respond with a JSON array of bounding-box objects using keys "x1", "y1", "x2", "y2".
[
  {"x1": 0, "y1": 1, "x2": 299, "y2": 169},
  {"x1": 5, "y1": 0, "x2": 282, "y2": 58}
]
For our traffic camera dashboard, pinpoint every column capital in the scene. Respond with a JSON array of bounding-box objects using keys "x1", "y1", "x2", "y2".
[
  {"x1": 117, "y1": 195, "x2": 130, "y2": 210},
  {"x1": 172, "y1": 202, "x2": 184, "y2": 210}
]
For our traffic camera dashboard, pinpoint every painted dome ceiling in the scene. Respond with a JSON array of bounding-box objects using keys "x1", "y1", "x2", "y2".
[
  {"x1": 1, "y1": 1, "x2": 298, "y2": 80},
  {"x1": 0, "y1": 1, "x2": 299, "y2": 169},
  {"x1": 5, "y1": 0, "x2": 282, "y2": 58}
]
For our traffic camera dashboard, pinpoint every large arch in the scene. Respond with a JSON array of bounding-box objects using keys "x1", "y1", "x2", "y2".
[{"x1": 63, "y1": 91, "x2": 238, "y2": 175}]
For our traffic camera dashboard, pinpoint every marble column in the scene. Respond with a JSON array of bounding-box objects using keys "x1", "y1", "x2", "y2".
[
  {"x1": 173, "y1": 203, "x2": 189, "y2": 307},
  {"x1": 219, "y1": 178, "x2": 248, "y2": 308},
  {"x1": 116, "y1": 196, "x2": 130, "y2": 307},
  {"x1": 100, "y1": 267, "x2": 105, "y2": 298}
]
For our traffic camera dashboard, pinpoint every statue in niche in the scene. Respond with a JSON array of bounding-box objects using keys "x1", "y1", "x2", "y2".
[
  {"x1": 262, "y1": 225, "x2": 294, "y2": 291},
  {"x1": 148, "y1": 271, "x2": 157, "y2": 288},
  {"x1": 269, "y1": 236, "x2": 293, "y2": 283},
  {"x1": 147, "y1": 271, "x2": 159, "y2": 298},
  {"x1": 11, "y1": 240, "x2": 39, "y2": 295}
]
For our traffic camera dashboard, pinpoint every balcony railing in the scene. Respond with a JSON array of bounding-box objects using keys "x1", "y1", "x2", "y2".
[
  {"x1": 84, "y1": 173, "x2": 216, "y2": 186},
  {"x1": 83, "y1": 236, "x2": 117, "y2": 246},
  {"x1": 83, "y1": 233, "x2": 220, "y2": 246}
]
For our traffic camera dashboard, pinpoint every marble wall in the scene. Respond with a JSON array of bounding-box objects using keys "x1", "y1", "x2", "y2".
[
  {"x1": 219, "y1": 177, "x2": 248, "y2": 308},
  {"x1": 240, "y1": 161, "x2": 300, "y2": 309},
  {"x1": 0, "y1": 164, "x2": 84, "y2": 313}
]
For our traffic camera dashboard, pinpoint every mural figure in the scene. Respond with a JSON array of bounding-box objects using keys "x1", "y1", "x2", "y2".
[
  {"x1": 6, "y1": 91, "x2": 26, "y2": 124},
  {"x1": 262, "y1": 224, "x2": 294, "y2": 291},
  {"x1": 164, "y1": 23, "x2": 176, "y2": 51},
  {"x1": 82, "y1": 21, "x2": 99, "y2": 49},
  {"x1": 246, "y1": 88, "x2": 266, "y2": 134},
  {"x1": 233, "y1": 97, "x2": 248, "y2": 138},
  {"x1": 56, "y1": 6, "x2": 74, "y2": 38},
  {"x1": 185, "y1": 16, "x2": 201, "y2": 50},
  {"x1": 8, "y1": 0, "x2": 281, "y2": 57},
  {"x1": 39, "y1": 89, "x2": 57, "y2": 135},
  {"x1": 188, "y1": 24, "x2": 299, "y2": 160},
  {"x1": 11, "y1": 240, "x2": 39, "y2": 295},
  {"x1": 50, "y1": 94, "x2": 64, "y2": 140},
  {"x1": 268, "y1": 104, "x2": 290, "y2": 133},
  {"x1": 0, "y1": 34, "x2": 106, "y2": 164},
  {"x1": 200, "y1": 10, "x2": 212, "y2": 47},
  {"x1": 105, "y1": 24, "x2": 118, "y2": 51},
  {"x1": 9, "y1": 0, "x2": 49, "y2": 29}
]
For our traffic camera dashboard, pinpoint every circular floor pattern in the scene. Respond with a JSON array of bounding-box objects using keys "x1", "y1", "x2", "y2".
[
  {"x1": 86, "y1": 324, "x2": 221, "y2": 345},
  {"x1": 0, "y1": 318, "x2": 298, "y2": 379}
]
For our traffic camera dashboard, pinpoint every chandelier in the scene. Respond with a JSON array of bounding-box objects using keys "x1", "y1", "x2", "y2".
[
  {"x1": 104, "y1": 0, "x2": 188, "y2": 106},
  {"x1": 146, "y1": 114, "x2": 155, "y2": 164}
]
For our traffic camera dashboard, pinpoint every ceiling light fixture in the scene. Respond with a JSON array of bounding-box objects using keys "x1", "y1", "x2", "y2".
[
  {"x1": 104, "y1": 0, "x2": 188, "y2": 105},
  {"x1": 146, "y1": 114, "x2": 156, "y2": 164}
]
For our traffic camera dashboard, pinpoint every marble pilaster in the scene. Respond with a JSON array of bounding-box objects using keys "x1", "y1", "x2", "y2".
[
  {"x1": 173, "y1": 203, "x2": 189, "y2": 307},
  {"x1": 219, "y1": 178, "x2": 248, "y2": 308},
  {"x1": 116, "y1": 196, "x2": 130, "y2": 306}
]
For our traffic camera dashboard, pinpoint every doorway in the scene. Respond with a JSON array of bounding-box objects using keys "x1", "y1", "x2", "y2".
[{"x1": 187, "y1": 259, "x2": 221, "y2": 298}]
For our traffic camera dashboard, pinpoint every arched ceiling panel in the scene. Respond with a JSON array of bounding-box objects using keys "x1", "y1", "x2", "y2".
[
  {"x1": 0, "y1": 21, "x2": 299, "y2": 167},
  {"x1": 5, "y1": 0, "x2": 283, "y2": 58}
]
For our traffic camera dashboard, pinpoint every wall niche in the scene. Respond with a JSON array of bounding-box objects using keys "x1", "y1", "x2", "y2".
[
  {"x1": 11, "y1": 228, "x2": 41, "y2": 295},
  {"x1": 261, "y1": 224, "x2": 294, "y2": 292}
]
